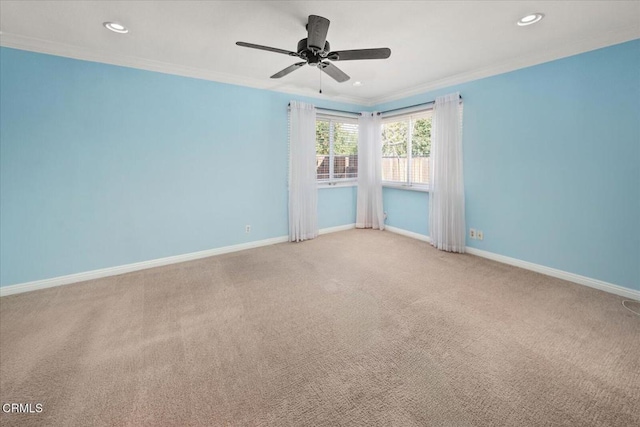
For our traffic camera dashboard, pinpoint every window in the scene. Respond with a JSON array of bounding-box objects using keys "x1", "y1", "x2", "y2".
[
  {"x1": 382, "y1": 110, "x2": 432, "y2": 187},
  {"x1": 316, "y1": 115, "x2": 358, "y2": 182}
]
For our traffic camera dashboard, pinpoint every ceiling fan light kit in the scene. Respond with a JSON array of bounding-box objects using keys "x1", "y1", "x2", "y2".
[{"x1": 236, "y1": 15, "x2": 391, "y2": 84}]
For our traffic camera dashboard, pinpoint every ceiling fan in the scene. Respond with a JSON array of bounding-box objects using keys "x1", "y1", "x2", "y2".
[{"x1": 236, "y1": 15, "x2": 391, "y2": 83}]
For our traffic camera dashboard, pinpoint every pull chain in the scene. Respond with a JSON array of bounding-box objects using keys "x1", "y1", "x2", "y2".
[{"x1": 319, "y1": 67, "x2": 322, "y2": 94}]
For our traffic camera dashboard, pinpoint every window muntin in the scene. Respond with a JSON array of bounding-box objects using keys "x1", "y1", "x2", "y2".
[
  {"x1": 382, "y1": 110, "x2": 432, "y2": 186},
  {"x1": 316, "y1": 115, "x2": 358, "y2": 182},
  {"x1": 316, "y1": 120, "x2": 331, "y2": 180},
  {"x1": 381, "y1": 120, "x2": 409, "y2": 182}
]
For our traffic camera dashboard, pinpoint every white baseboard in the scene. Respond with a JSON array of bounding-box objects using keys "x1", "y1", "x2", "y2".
[
  {"x1": 385, "y1": 226, "x2": 639, "y2": 301},
  {"x1": 319, "y1": 223, "x2": 356, "y2": 235},
  {"x1": 464, "y1": 247, "x2": 639, "y2": 300},
  {"x1": 0, "y1": 235, "x2": 290, "y2": 297},
  {"x1": 4, "y1": 224, "x2": 637, "y2": 301},
  {"x1": 0, "y1": 225, "x2": 359, "y2": 297},
  {"x1": 385, "y1": 225, "x2": 431, "y2": 243}
]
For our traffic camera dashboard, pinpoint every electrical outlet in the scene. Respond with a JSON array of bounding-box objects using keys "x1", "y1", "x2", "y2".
[
  {"x1": 477, "y1": 230, "x2": 484, "y2": 240},
  {"x1": 245, "y1": 225, "x2": 251, "y2": 234},
  {"x1": 469, "y1": 228, "x2": 476, "y2": 239},
  {"x1": 384, "y1": 211, "x2": 388, "y2": 221}
]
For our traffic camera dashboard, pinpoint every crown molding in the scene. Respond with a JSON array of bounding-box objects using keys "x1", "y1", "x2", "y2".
[
  {"x1": 0, "y1": 32, "x2": 368, "y2": 106},
  {"x1": 2, "y1": 27, "x2": 638, "y2": 108},
  {"x1": 368, "y1": 26, "x2": 640, "y2": 106}
]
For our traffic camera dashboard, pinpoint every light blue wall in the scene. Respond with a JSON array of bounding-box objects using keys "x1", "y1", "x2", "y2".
[
  {"x1": 382, "y1": 188, "x2": 428, "y2": 236},
  {"x1": 3, "y1": 40, "x2": 639, "y2": 292},
  {"x1": 0, "y1": 47, "x2": 361, "y2": 286},
  {"x1": 377, "y1": 39, "x2": 640, "y2": 292},
  {"x1": 318, "y1": 186, "x2": 357, "y2": 229}
]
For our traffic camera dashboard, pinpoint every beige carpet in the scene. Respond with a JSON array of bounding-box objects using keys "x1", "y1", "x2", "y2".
[{"x1": 1, "y1": 230, "x2": 638, "y2": 426}]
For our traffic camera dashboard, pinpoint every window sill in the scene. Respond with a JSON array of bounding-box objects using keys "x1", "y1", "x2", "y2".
[
  {"x1": 317, "y1": 180, "x2": 357, "y2": 189},
  {"x1": 316, "y1": 181, "x2": 429, "y2": 192},
  {"x1": 382, "y1": 182, "x2": 430, "y2": 193}
]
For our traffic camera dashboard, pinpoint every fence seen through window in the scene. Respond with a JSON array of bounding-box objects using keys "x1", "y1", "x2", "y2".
[
  {"x1": 316, "y1": 116, "x2": 358, "y2": 181},
  {"x1": 382, "y1": 110, "x2": 432, "y2": 186}
]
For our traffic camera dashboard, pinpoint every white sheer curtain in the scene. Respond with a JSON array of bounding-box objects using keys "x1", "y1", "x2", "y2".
[
  {"x1": 429, "y1": 92, "x2": 465, "y2": 253},
  {"x1": 356, "y1": 112, "x2": 385, "y2": 230},
  {"x1": 289, "y1": 101, "x2": 318, "y2": 242}
]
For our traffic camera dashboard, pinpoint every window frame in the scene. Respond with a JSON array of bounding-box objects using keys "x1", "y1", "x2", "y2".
[
  {"x1": 315, "y1": 113, "x2": 359, "y2": 187},
  {"x1": 381, "y1": 107, "x2": 433, "y2": 192}
]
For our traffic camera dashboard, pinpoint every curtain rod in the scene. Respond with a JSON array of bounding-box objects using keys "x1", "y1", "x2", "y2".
[
  {"x1": 287, "y1": 104, "x2": 360, "y2": 116},
  {"x1": 317, "y1": 107, "x2": 361, "y2": 116},
  {"x1": 287, "y1": 95, "x2": 463, "y2": 116},
  {"x1": 376, "y1": 95, "x2": 463, "y2": 116}
]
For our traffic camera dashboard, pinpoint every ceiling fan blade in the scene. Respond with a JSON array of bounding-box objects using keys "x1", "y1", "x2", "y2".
[
  {"x1": 319, "y1": 62, "x2": 349, "y2": 83},
  {"x1": 328, "y1": 48, "x2": 391, "y2": 61},
  {"x1": 236, "y1": 41, "x2": 298, "y2": 57},
  {"x1": 307, "y1": 15, "x2": 330, "y2": 52},
  {"x1": 271, "y1": 62, "x2": 306, "y2": 79}
]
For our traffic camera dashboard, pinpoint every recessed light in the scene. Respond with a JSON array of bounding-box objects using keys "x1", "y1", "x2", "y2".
[
  {"x1": 103, "y1": 22, "x2": 129, "y2": 34},
  {"x1": 517, "y1": 13, "x2": 544, "y2": 26},
  {"x1": 353, "y1": 81, "x2": 363, "y2": 86}
]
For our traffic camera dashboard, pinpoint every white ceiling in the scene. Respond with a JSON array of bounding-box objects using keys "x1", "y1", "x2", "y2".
[{"x1": 1, "y1": 1, "x2": 638, "y2": 105}]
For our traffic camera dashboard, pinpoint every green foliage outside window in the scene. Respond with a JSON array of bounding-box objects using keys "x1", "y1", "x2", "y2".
[
  {"x1": 316, "y1": 121, "x2": 330, "y2": 155},
  {"x1": 316, "y1": 121, "x2": 357, "y2": 155},
  {"x1": 382, "y1": 121, "x2": 408, "y2": 157},
  {"x1": 412, "y1": 118, "x2": 432, "y2": 157},
  {"x1": 382, "y1": 117, "x2": 431, "y2": 157}
]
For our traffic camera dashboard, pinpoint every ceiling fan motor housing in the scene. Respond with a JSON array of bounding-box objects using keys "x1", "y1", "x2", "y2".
[{"x1": 298, "y1": 38, "x2": 330, "y2": 65}]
